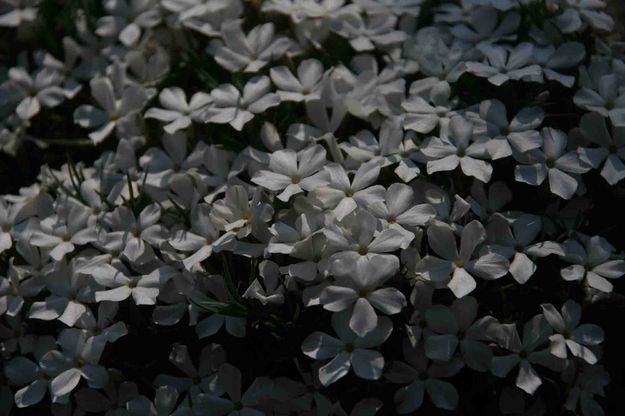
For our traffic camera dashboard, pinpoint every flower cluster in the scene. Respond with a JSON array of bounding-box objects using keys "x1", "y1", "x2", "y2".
[{"x1": 1, "y1": 0, "x2": 624, "y2": 415}]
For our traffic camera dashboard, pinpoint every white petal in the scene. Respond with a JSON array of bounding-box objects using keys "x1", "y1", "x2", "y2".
[
  {"x1": 302, "y1": 332, "x2": 344, "y2": 360},
  {"x1": 509, "y1": 252, "x2": 536, "y2": 284},
  {"x1": 50, "y1": 368, "x2": 82, "y2": 397},
  {"x1": 350, "y1": 298, "x2": 378, "y2": 337},
  {"x1": 318, "y1": 352, "x2": 351, "y2": 386},
  {"x1": 367, "y1": 288, "x2": 406, "y2": 315},
  {"x1": 516, "y1": 361, "x2": 542, "y2": 395},
  {"x1": 425, "y1": 334, "x2": 459, "y2": 361},
  {"x1": 351, "y1": 349, "x2": 384, "y2": 380},
  {"x1": 425, "y1": 379, "x2": 459, "y2": 410}
]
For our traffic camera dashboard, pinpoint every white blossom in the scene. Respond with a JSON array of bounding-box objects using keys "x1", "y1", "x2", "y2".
[
  {"x1": 144, "y1": 88, "x2": 211, "y2": 134},
  {"x1": 204, "y1": 76, "x2": 280, "y2": 131},
  {"x1": 301, "y1": 311, "x2": 393, "y2": 386}
]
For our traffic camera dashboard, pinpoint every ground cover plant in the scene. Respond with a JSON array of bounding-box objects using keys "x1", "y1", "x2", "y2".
[{"x1": 1, "y1": 0, "x2": 625, "y2": 414}]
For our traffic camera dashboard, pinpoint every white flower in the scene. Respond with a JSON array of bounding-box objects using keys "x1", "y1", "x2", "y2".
[
  {"x1": 0, "y1": 197, "x2": 21, "y2": 253},
  {"x1": 310, "y1": 160, "x2": 385, "y2": 221},
  {"x1": 138, "y1": 133, "x2": 210, "y2": 189},
  {"x1": 490, "y1": 314, "x2": 563, "y2": 395},
  {"x1": 0, "y1": 0, "x2": 38, "y2": 27},
  {"x1": 144, "y1": 87, "x2": 212, "y2": 134},
  {"x1": 40, "y1": 328, "x2": 109, "y2": 399},
  {"x1": 29, "y1": 255, "x2": 108, "y2": 327},
  {"x1": 422, "y1": 184, "x2": 471, "y2": 227},
  {"x1": 332, "y1": 12, "x2": 407, "y2": 52},
  {"x1": 73, "y1": 76, "x2": 148, "y2": 144},
  {"x1": 267, "y1": 212, "x2": 324, "y2": 255},
  {"x1": 466, "y1": 180, "x2": 512, "y2": 220},
  {"x1": 155, "y1": 343, "x2": 225, "y2": 401},
  {"x1": 252, "y1": 144, "x2": 328, "y2": 202},
  {"x1": 449, "y1": 6, "x2": 520, "y2": 45},
  {"x1": 338, "y1": 54, "x2": 406, "y2": 120},
  {"x1": 92, "y1": 262, "x2": 177, "y2": 305},
  {"x1": 323, "y1": 209, "x2": 405, "y2": 263},
  {"x1": 210, "y1": 185, "x2": 274, "y2": 242},
  {"x1": 5, "y1": 67, "x2": 66, "y2": 120},
  {"x1": 560, "y1": 235, "x2": 625, "y2": 293},
  {"x1": 29, "y1": 201, "x2": 97, "y2": 261},
  {"x1": 446, "y1": 297, "x2": 498, "y2": 371},
  {"x1": 204, "y1": 76, "x2": 280, "y2": 131},
  {"x1": 486, "y1": 214, "x2": 565, "y2": 284},
  {"x1": 209, "y1": 22, "x2": 292, "y2": 73},
  {"x1": 282, "y1": 232, "x2": 333, "y2": 282},
  {"x1": 514, "y1": 127, "x2": 591, "y2": 199},
  {"x1": 340, "y1": 118, "x2": 423, "y2": 182},
  {"x1": 386, "y1": 341, "x2": 462, "y2": 413},
  {"x1": 578, "y1": 112, "x2": 625, "y2": 185},
  {"x1": 320, "y1": 255, "x2": 405, "y2": 336},
  {"x1": 95, "y1": 0, "x2": 162, "y2": 47},
  {"x1": 4, "y1": 355, "x2": 48, "y2": 408},
  {"x1": 468, "y1": 99, "x2": 544, "y2": 160},
  {"x1": 563, "y1": 361, "x2": 610, "y2": 416},
  {"x1": 161, "y1": 0, "x2": 242, "y2": 37},
  {"x1": 575, "y1": 71, "x2": 625, "y2": 127},
  {"x1": 402, "y1": 81, "x2": 458, "y2": 134},
  {"x1": 403, "y1": 28, "x2": 467, "y2": 88},
  {"x1": 270, "y1": 58, "x2": 326, "y2": 102},
  {"x1": 301, "y1": 311, "x2": 393, "y2": 386},
  {"x1": 367, "y1": 183, "x2": 436, "y2": 249},
  {"x1": 242, "y1": 260, "x2": 285, "y2": 305},
  {"x1": 416, "y1": 220, "x2": 509, "y2": 297},
  {"x1": 126, "y1": 385, "x2": 184, "y2": 416},
  {"x1": 554, "y1": 0, "x2": 614, "y2": 33},
  {"x1": 74, "y1": 302, "x2": 128, "y2": 345},
  {"x1": 466, "y1": 43, "x2": 543, "y2": 86},
  {"x1": 533, "y1": 42, "x2": 586, "y2": 87},
  {"x1": 0, "y1": 259, "x2": 43, "y2": 317},
  {"x1": 169, "y1": 203, "x2": 234, "y2": 271},
  {"x1": 193, "y1": 363, "x2": 265, "y2": 416},
  {"x1": 100, "y1": 204, "x2": 168, "y2": 264},
  {"x1": 541, "y1": 300, "x2": 604, "y2": 364},
  {"x1": 420, "y1": 115, "x2": 493, "y2": 183}
]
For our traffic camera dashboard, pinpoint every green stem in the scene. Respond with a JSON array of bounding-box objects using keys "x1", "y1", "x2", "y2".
[{"x1": 221, "y1": 253, "x2": 243, "y2": 303}]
